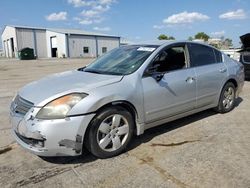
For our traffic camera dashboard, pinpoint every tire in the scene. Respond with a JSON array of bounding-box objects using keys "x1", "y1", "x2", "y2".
[
  {"x1": 85, "y1": 106, "x2": 134, "y2": 159},
  {"x1": 214, "y1": 82, "x2": 236, "y2": 113}
]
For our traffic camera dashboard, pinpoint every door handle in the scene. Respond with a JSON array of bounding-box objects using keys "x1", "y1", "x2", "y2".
[
  {"x1": 219, "y1": 68, "x2": 227, "y2": 73},
  {"x1": 186, "y1": 77, "x2": 195, "y2": 83}
]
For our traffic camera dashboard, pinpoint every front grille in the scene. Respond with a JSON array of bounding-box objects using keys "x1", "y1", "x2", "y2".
[{"x1": 11, "y1": 95, "x2": 34, "y2": 116}]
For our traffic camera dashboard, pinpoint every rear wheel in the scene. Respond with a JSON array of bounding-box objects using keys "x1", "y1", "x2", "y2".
[
  {"x1": 85, "y1": 106, "x2": 134, "y2": 158},
  {"x1": 215, "y1": 82, "x2": 236, "y2": 113}
]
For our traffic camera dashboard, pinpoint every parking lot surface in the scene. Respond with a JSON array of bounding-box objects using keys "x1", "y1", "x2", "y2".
[{"x1": 0, "y1": 58, "x2": 250, "y2": 188}]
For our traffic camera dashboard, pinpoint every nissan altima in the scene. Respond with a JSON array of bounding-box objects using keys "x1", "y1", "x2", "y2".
[{"x1": 10, "y1": 41, "x2": 244, "y2": 158}]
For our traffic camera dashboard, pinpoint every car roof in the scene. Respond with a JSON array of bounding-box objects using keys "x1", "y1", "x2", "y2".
[{"x1": 127, "y1": 40, "x2": 215, "y2": 49}]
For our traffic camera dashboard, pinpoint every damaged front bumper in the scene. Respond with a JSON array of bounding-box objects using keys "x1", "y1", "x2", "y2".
[{"x1": 10, "y1": 109, "x2": 95, "y2": 156}]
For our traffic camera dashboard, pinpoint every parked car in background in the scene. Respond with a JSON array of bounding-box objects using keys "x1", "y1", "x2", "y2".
[
  {"x1": 10, "y1": 41, "x2": 244, "y2": 158},
  {"x1": 239, "y1": 33, "x2": 250, "y2": 79}
]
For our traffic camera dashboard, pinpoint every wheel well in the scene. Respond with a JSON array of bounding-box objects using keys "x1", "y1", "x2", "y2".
[
  {"x1": 83, "y1": 101, "x2": 138, "y2": 148},
  {"x1": 96, "y1": 101, "x2": 138, "y2": 121},
  {"x1": 227, "y1": 79, "x2": 238, "y2": 89}
]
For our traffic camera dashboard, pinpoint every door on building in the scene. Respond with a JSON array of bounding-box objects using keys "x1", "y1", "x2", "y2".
[
  {"x1": 50, "y1": 37, "x2": 58, "y2": 57},
  {"x1": 10, "y1": 38, "x2": 14, "y2": 58}
]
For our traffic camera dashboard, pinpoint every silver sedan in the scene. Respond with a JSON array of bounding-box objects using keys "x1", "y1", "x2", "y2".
[{"x1": 10, "y1": 41, "x2": 244, "y2": 158}]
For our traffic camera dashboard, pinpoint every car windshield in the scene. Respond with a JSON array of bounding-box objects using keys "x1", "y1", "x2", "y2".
[{"x1": 82, "y1": 45, "x2": 157, "y2": 75}]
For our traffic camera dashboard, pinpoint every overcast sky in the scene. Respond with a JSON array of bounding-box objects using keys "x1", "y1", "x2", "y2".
[{"x1": 1, "y1": 0, "x2": 250, "y2": 47}]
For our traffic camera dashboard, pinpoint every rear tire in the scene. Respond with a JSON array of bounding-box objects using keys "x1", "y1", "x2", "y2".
[
  {"x1": 85, "y1": 106, "x2": 134, "y2": 159},
  {"x1": 214, "y1": 82, "x2": 236, "y2": 113}
]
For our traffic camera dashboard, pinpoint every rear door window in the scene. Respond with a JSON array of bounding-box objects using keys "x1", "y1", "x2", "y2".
[
  {"x1": 213, "y1": 49, "x2": 222, "y2": 63},
  {"x1": 188, "y1": 43, "x2": 217, "y2": 67}
]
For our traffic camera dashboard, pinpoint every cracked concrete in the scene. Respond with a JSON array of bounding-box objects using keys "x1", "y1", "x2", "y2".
[
  {"x1": 138, "y1": 156, "x2": 188, "y2": 188},
  {"x1": 0, "y1": 58, "x2": 250, "y2": 188},
  {"x1": 150, "y1": 139, "x2": 201, "y2": 147},
  {"x1": 0, "y1": 143, "x2": 17, "y2": 155}
]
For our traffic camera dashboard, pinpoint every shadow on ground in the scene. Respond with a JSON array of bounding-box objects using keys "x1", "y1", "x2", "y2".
[{"x1": 41, "y1": 97, "x2": 243, "y2": 164}]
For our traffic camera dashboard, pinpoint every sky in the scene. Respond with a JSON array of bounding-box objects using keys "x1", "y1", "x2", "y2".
[{"x1": 0, "y1": 0, "x2": 250, "y2": 47}]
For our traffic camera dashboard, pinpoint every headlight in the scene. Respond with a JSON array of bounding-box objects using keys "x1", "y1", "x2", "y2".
[{"x1": 36, "y1": 93, "x2": 87, "y2": 119}]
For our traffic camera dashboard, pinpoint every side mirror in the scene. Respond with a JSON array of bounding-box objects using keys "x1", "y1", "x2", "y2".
[
  {"x1": 145, "y1": 64, "x2": 160, "y2": 75},
  {"x1": 145, "y1": 64, "x2": 164, "y2": 82},
  {"x1": 152, "y1": 73, "x2": 164, "y2": 82}
]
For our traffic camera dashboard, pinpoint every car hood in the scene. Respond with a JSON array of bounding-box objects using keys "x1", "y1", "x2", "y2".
[
  {"x1": 19, "y1": 70, "x2": 123, "y2": 106},
  {"x1": 240, "y1": 33, "x2": 250, "y2": 51}
]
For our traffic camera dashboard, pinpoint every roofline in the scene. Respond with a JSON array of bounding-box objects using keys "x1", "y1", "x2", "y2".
[
  {"x1": 1, "y1": 25, "x2": 46, "y2": 36},
  {"x1": 5, "y1": 25, "x2": 46, "y2": 30},
  {"x1": 46, "y1": 28, "x2": 120, "y2": 38},
  {"x1": 1, "y1": 25, "x2": 120, "y2": 38},
  {"x1": 68, "y1": 33, "x2": 121, "y2": 39}
]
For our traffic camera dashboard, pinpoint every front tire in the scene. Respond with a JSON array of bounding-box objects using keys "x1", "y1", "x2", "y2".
[
  {"x1": 85, "y1": 106, "x2": 134, "y2": 159},
  {"x1": 215, "y1": 82, "x2": 236, "y2": 113}
]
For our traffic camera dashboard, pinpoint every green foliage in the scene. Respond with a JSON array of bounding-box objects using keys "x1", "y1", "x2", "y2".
[
  {"x1": 188, "y1": 36, "x2": 193, "y2": 41},
  {"x1": 194, "y1": 32, "x2": 210, "y2": 41},
  {"x1": 168, "y1": 36, "x2": 175, "y2": 40},
  {"x1": 158, "y1": 34, "x2": 175, "y2": 40},
  {"x1": 224, "y1": 38, "x2": 233, "y2": 47}
]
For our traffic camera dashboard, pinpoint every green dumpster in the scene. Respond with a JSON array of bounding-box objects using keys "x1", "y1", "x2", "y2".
[{"x1": 18, "y1": 48, "x2": 35, "y2": 60}]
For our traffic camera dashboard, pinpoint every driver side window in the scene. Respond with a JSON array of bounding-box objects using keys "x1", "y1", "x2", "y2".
[{"x1": 152, "y1": 46, "x2": 187, "y2": 73}]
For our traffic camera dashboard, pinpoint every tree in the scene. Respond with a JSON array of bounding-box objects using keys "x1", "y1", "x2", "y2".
[
  {"x1": 158, "y1": 34, "x2": 168, "y2": 40},
  {"x1": 224, "y1": 38, "x2": 233, "y2": 47},
  {"x1": 168, "y1": 36, "x2": 175, "y2": 40},
  {"x1": 188, "y1": 36, "x2": 193, "y2": 41},
  {"x1": 157, "y1": 34, "x2": 175, "y2": 40},
  {"x1": 194, "y1": 32, "x2": 210, "y2": 41},
  {"x1": 210, "y1": 43, "x2": 220, "y2": 49}
]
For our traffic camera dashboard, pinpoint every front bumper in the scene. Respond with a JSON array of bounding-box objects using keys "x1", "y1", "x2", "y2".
[{"x1": 10, "y1": 109, "x2": 95, "y2": 156}]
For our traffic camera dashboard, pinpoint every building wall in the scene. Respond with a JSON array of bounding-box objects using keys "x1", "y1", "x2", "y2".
[
  {"x1": 1, "y1": 25, "x2": 120, "y2": 59},
  {"x1": 68, "y1": 35, "x2": 120, "y2": 58},
  {"x1": 97, "y1": 37, "x2": 120, "y2": 56},
  {"x1": 16, "y1": 28, "x2": 47, "y2": 58},
  {"x1": 46, "y1": 31, "x2": 66, "y2": 58},
  {"x1": 16, "y1": 28, "x2": 34, "y2": 50},
  {"x1": 34, "y1": 30, "x2": 47, "y2": 58},
  {"x1": 68, "y1": 35, "x2": 97, "y2": 58},
  {"x1": 1, "y1": 26, "x2": 18, "y2": 58}
]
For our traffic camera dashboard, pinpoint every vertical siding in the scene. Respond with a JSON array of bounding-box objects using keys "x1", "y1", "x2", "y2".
[
  {"x1": 3, "y1": 41, "x2": 8, "y2": 57},
  {"x1": 97, "y1": 37, "x2": 120, "y2": 56},
  {"x1": 46, "y1": 31, "x2": 66, "y2": 58},
  {"x1": 1, "y1": 26, "x2": 18, "y2": 57},
  {"x1": 1, "y1": 26, "x2": 120, "y2": 59},
  {"x1": 35, "y1": 30, "x2": 47, "y2": 58},
  {"x1": 68, "y1": 35, "x2": 96, "y2": 58},
  {"x1": 16, "y1": 28, "x2": 34, "y2": 50}
]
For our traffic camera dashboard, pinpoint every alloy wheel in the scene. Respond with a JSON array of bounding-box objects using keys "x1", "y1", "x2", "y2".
[
  {"x1": 222, "y1": 86, "x2": 235, "y2": 109},
  {"x1": 97, "y1": 114, "x2": 129, "y2": 152}
]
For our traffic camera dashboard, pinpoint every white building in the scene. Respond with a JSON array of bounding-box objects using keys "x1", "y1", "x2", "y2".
[
  {"x1": 0, "y1": 49, "x2": 4, "y2": 57},
  {"x1": 1, "y1": 25, "x2": 120, "y2": 58}
]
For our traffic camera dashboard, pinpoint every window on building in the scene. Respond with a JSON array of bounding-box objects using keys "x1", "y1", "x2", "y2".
[
  {"x1": 102, "y1": 47, "x2": 107, "y2": 54},
  {"x1": 83, "y1": 47, "x2": 89, "y2": 54}
]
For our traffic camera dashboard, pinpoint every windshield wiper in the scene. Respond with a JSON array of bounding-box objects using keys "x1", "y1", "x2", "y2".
[
  {"x1": 77, "y1": 67, "x2": 85, "y2": 71},
  {"x1": 84, "y1": 69, "x2": 102, "y2": 74}
]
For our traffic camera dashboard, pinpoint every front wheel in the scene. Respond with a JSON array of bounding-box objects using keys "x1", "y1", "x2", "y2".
[
  {"x1": 85, "y1": 106, "x2": 134, "y2": 159},
  {"x1": 214, "y1": 82, "x2": 236, "y2": 113}
]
